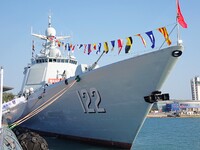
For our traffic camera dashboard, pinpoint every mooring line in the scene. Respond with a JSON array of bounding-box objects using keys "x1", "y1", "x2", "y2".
[{"x1": 9, "y1": 80, "x2": 77, "y2": 129}]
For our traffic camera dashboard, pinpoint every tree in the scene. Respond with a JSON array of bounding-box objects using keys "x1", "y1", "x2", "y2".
[{"x1": 3, "y1": 92, "x2": 15, "y2": 103}]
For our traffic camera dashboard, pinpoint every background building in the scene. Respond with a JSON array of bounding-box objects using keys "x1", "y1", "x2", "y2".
[
  {"x1": 155, "y1": 100, "x2": 200, "y2": 114},
  {"x1": 191, "y1": 76, "x2": 200, "y2": 100}
]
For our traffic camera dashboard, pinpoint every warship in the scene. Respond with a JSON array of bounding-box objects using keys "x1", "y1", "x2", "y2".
[{"x1": 3, "y1": 15, "x2": 184, "y2": 148}]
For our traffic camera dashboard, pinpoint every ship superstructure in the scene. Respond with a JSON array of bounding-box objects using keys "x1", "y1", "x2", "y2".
[{"x1": 19, "y1": 16, "x2": 88, "y2": 97}]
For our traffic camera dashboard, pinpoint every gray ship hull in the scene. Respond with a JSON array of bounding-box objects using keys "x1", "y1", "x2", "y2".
[{"x1": 19, "y1": 45, "x2": 183, "y2": 148}]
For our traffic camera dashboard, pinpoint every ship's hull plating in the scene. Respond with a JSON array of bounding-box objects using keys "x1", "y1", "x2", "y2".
[{"x1": 20, "y1": 46, "x2": 183, "y2": 148}]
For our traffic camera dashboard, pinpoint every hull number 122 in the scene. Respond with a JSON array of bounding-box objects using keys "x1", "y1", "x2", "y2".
[{"x1": 76, "y1": 88, "x2": 106, "y2": 113}]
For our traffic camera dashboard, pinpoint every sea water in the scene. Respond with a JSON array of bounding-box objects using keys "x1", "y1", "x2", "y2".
[
  {"x1": 133, "y1": 118, "x2": 200, "y2": 150},
  {"x1": 45, "y1": 118, "x2": 200, "y2": 150}
]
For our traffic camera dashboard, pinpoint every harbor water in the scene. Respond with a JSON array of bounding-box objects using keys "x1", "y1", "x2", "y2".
[{"x1": 45, "y1": 118, "x2": 200, "y2": 150}]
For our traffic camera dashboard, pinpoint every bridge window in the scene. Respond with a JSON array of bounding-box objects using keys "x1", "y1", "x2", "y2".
[
  {"x1": 36, "y1": 58, "x2": 77, "y2": 64},
  {"x1": 69, "y1": 60, "x2": 77, "y2": 64}
]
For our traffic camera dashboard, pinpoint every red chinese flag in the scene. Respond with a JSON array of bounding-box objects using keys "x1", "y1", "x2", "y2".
[{"x1": 177, "y1": 0, "x2": 187, "y2": 28}]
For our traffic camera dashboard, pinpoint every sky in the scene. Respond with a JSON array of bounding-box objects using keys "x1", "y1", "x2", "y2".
[{"x1": 0, "y1": 0, "x2": 199, "y2": 100}]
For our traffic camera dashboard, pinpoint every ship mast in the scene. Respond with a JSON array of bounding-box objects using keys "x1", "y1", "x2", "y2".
[
  {"x1": 31, "y1": 15, "x2": 71, "y2": 58},
  {"x1": 48, "y1": 15, "x2": 51, "y2": 28},
  {"x1": 176, "y1": 0, "x2": 181, "y2": 45}
]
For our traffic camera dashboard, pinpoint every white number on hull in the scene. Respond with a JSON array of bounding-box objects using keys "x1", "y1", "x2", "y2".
[{"x1": 76, "y1": 88, "x2": 106, "y2": 113}]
